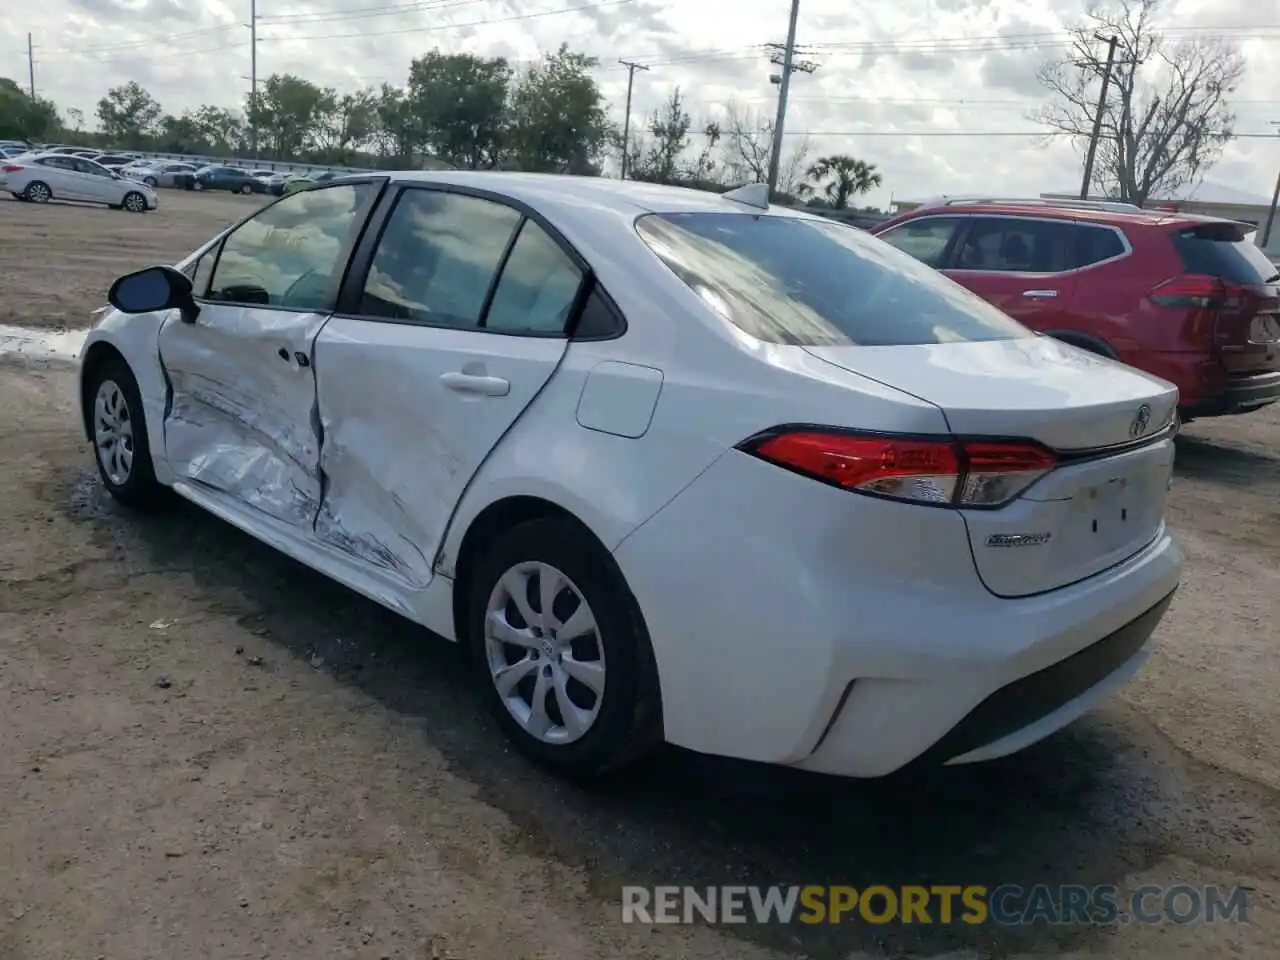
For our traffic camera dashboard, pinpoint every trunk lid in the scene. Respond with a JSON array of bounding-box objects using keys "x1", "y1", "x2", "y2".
[
  {"x1": 805, "y1": 338, "x2": 1178, "y2": 597},
  {"x1": 804, "y1": 337, "x2": 1178, "y2": 450}
]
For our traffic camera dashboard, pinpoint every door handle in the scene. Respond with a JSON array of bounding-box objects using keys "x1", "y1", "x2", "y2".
[
  {"x1": 439, "y1": 372, "x2": 510, "y2": 397},
  {"x1": 1022, "y1": 289, "x2": 1058, "y2": 299}
]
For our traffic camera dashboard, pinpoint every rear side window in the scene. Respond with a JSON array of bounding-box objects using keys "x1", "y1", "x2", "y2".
[
  {"x1": 1171, "y1": 223, "x2": 1279, "y2": 285},
  {"x1": 1065, "y1": 224, "x2": 1126, "y2": 269},
  {"x1": 635, "y1": 212, "x2": 1033, "y2": 347}
]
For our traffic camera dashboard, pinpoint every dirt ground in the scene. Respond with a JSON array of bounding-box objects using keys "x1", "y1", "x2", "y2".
[
  {"x1": 0, "y1": 190, "x2": 262, "y2": 330},
  {"x1": 1, "y1": 192, "x2": 1279, "y2": 960}
]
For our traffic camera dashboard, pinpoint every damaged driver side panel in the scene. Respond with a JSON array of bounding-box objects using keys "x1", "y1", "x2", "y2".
[{"x1": 158, "y1": 306, "x2": 330, "y2": 530}]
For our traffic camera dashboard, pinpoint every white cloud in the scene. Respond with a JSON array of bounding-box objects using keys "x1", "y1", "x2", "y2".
[{"x1": 3, "y1": 0, "x2": 1277, "y2": 209}]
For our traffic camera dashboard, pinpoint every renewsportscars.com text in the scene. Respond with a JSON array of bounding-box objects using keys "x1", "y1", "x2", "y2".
[{"x1": 621, "y1": 884, "x2": 1249, "y2": 926}]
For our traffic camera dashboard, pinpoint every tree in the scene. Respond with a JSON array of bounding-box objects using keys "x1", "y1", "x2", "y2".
[
  {"x1": 312, "y1": 88, "x2": 378, "y2": 161},
  {"x1": 96, "y1": 82, "x2": 162, "y2": 148},
  {"x1": 1034, "y1": 0, "x2": 1244, "y2": 204},
  {"x1": 628, "y1": 88, "x2": 692, "y2": 184},
  {"x1": 246, "y1": 74, "x2": 329, "y2": 159},
  {"x1": 406, "y1": 51, "x2": 511, "y2": 169},
  {"x1": 373, "y1": 84, "x2": 418, "y2": 166},
  {"x1": 507, "y1": 45, "x2": 611, "y2": 174},
  {"x1": 718, "y1": 100, "x2": 811, "y2": 198},
  {"x1": 0, "y1": 78, "x2": 59, "y2": 141},
  {"x1": 801, "y1": 155, "x2": 882, "y2": 208}
]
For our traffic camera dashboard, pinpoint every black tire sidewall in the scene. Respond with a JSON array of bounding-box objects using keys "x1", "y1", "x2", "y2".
[
  {"x1": 87, "y1": 358, "x2": 161, "y2": 507},
  {"x1": 465, "y1": 517, "x2": 660, "y2": 777}
]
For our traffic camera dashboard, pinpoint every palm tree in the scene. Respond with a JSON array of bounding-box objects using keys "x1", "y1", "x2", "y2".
[{"x1": 801, "y1": 155, "x2": 882, "y2": 209}]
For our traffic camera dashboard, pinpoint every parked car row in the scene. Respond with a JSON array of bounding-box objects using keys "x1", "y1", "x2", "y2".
[{"x1": 871, "y1": 197, "x2": 1280, "y2": 422}]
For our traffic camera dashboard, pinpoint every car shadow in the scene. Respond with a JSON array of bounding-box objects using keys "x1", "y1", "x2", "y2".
[
  {"x1": 1174, "y1": 433, "x2": 1279, "y2": 490},
  {"x1": 61, "y1": 469, "x2": 1265, "y2": 959}
]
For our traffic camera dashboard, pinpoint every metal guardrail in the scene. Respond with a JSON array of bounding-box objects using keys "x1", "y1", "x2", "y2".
[{"x1": 123, "y1": 150, "x2": 375, "y2": 177}]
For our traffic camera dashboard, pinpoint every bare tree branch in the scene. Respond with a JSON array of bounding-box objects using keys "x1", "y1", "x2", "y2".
[{"x1": 1031, "y1": 0, "x2": 1243, "y2": 204}]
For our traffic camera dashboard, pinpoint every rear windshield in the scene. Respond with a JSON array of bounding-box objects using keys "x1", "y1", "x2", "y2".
[
  {"x1": 634, "y1": 212, "x2": 1034, "y2": 346},
  {"x1": 1171, "y1": 223, "x2": 1279, "y2": 285}
]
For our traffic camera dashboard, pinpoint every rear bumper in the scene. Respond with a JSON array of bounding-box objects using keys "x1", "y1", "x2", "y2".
[
  {"x1": 615, "y1": 449, "x2": 1183, "y2": 778},
  {"x1": 907, "y1": 589, "x2": 1174, "y2": 768},
  {"x1": 1181, "y1": 370, "x2": 1280, "y2": 417}
]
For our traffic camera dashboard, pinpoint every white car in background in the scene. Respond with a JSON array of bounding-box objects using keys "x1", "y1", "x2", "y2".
[
  {"x1": 3, "y1": 152, "x2": 158, "y2": 211},
  {"x1": 125, "y1": 160, "x2": 198, "y2": 188},
  {"x1": 77, "y1": 173, "x2": 1181, "y2": 779}
]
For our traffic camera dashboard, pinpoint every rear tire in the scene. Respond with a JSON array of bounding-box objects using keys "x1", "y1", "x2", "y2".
[
  {"x1": 239, "y1": 183, "x2": 252, "y2": 195},
  {"x1": 143, "y1": 176, "x2": 158, "y2": 187},
  {"x1": 85, "y1": 356, "x2": 164, "y2": 509},
  {"x1": 465, "y1": 517, "x2": 662, "y2": 779},
  {"x1": 23, "y1": 180, "x2": 51, "y2": 203},
  {"x1": 192, "y1": 181, "x2": 204, "y2": 192}
]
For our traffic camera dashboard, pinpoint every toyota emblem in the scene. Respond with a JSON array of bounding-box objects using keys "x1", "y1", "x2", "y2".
[{"x1": 1130, "y1": 404, "x2": 1152, "y2": 438}]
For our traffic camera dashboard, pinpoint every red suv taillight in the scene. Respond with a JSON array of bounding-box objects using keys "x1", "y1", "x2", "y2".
[
  {"x1": 1148, "y1": 274, "x2": 1232, "y2": 309},
  {"x1": 738, "y1": 430, "x2": 1056, "y2": 508}
]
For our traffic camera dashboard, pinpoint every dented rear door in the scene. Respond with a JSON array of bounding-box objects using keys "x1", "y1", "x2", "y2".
[{"x1": 311, "y1": 186, "x2": 585, "y2": 589}]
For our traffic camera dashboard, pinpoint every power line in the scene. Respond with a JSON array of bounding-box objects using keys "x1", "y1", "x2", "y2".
[{"x1": 257, "y1": 0, "x2": 637, "y2": 44}]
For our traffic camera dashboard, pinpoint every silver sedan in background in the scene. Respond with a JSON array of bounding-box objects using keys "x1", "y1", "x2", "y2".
[{"x1": 125, "y1": 161, "x2": 199, "y2": 188}]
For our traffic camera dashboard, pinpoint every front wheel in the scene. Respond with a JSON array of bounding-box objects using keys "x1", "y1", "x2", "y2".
[
  {"x1": 143, "y1": 176, "x2": 158, "y2": 187},
  {"x1": 239, "y1": 183, "x2": 252, "y2": 195},
  {"x1": 466, "y1": 517, "x2": 662, "y2": 779},
  {"x1": 192, "y1": 180, "x2": 204, "y2": 191},
  {"x1": 85, "y1": 357, "x2": 163, "y2": 508},
  {"x1": 122, "y1": 191, "x2": 147, "y2": 213}
]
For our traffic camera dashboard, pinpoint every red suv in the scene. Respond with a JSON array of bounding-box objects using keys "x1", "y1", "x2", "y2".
[{"x1": 871, "y1": 198, "x2": 1280, "y2": 421}]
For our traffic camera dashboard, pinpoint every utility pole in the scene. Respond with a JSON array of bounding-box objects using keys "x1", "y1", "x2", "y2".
[
  {"x1": 1079, "y1": 34, "x2": 1119, "y2": 200},
  {"x1": 1262, "y1": 121, "x2": 1280, "y2": 251},
  {"x1": 27, "y1": 33, "x2": 36, "y2": 98},
  {"x1": 766, "y1": 0, "x2": 802, "y2": 197},
  {"x1": 618, "y1": 59, "x2": 649, "y2": 179},
  {"x1": 247, "y1": 0, "x2": 259, "y2": 158}
]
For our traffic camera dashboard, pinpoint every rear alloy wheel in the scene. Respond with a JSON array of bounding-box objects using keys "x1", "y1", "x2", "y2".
[
  {"x1": 24, "y1": 180, "x2": 51, "y2": 203},
  {"x1": 192, "y1": 180, "x2": 204, "y2": 191},
  {"x1": 239, "y1": 183, "x2": 252, "y2": 195},
  {"x1": 122, "y1": 191, "x2": 147, "y2": 213},
  {"x1": 468, "y1": 518, "x2": 662, "y2": 778},
  {"x1": 143, "y1": 176, "x2": 158, "y2": 187},
  {"x1": 87, "y1": 357, "x2": 163, "y2": 508}
]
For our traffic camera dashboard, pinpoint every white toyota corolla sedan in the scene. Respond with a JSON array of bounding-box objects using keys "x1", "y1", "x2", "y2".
[{"x1": 78, "y1": 172, "x2": 1183, "y2": 779}]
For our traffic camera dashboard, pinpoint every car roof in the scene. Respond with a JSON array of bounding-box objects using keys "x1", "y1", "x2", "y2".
[
  {"x1": 894, "y1": 200, "x2": 1227, "y2": 230},
  {"x1": 383, "y1": 170, "x2": 831, "y2": 221}
]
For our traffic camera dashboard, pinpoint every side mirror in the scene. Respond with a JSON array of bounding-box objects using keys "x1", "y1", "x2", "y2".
[{"x1": 108, "y1": 266, "x2": 199, "y2": 322}]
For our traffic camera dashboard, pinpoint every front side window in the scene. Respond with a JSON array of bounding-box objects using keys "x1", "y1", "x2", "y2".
[
  {"x1": 358, "y1": 189, "x2": 522, "y2": 327},
  {"x1": 876, "y1": 216, "x2": 965, "y2": 268},
  {"x1": 206, "y1": 182, "x2": 371, "y2": 310},
  {"x1": 636, "y1": 212, "x2": 1033, "y2": 347}
]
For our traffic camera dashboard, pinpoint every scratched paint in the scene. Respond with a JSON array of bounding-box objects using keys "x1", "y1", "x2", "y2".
[{"x1": 0, "y1": 324, "x2": 87, "y2": 361}]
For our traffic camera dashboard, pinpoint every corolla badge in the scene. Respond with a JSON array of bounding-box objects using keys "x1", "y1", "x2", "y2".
[
  {"x1": 1130, "y1": 403, "x2": 1152, "y2": 438},
  {"x1": 986, "y1": 533, "x2": 1052, "y2": 548}
]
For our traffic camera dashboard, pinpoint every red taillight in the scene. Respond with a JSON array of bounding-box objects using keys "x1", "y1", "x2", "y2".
[
  {"x1": 741, "y1": 430, "x2": 1056, "y2": 508},
  {"x1": 1, "y1": 164, "x2": 23, "y2": 173},
  {"x1": 1149, "y1": 274, "x2": 1228, "y2": 309}
]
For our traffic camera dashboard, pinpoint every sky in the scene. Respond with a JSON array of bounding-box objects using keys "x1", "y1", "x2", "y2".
[{"x1": 2, "y1": 0, "x2": 1278, "y2": 210}]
